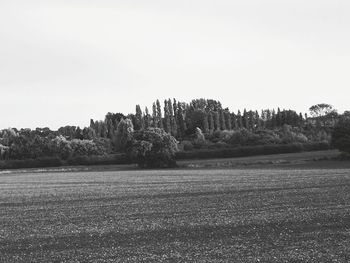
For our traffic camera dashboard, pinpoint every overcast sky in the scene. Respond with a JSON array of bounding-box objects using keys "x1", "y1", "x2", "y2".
[{"x1": 0, "y1": 0, "x2": 349, "y2": 129}]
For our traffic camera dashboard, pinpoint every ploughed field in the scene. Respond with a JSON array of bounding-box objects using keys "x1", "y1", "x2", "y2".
[{"x1": 1, "y1": 167, "x2": 350, "y2": 262}]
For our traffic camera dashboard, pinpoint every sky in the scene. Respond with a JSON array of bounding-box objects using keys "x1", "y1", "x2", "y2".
[{"x1": 0, "y1": 0, "x2": 349, "y2": 129}]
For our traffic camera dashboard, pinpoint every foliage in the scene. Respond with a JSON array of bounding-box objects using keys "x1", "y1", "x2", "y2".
[
  {"x1": 0, "y1": 98, "x2": 345, "y2": 169},
  {"x1": 309, "y1": 103, "x2": 338, "y2": 126},
  {"x1": 309, "y1": 103, "x2": 335, "y2": 118},
  {"x1": 113, "y1": 118, "x2": 134, "y2": 152},
  {"x1": 279, "y1": 125, "x2": 308, "y2": 144},
  {"x1": 128, "y1": 128, "x2": 178, "y2": 168},
  {"x1": 332, "y1": 118, "x2": 350, "y2": 153},
  {"x1": 193, "y1": 127, "x2": 206, "y2": 147}
]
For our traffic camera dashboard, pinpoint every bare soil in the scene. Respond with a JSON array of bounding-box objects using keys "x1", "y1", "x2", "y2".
[{"x1": 1, "y1": 162, "x2": 350, "y2": 262}]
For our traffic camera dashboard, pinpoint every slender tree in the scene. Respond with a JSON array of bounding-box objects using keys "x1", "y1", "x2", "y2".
[
  {"x1": 152, "y1": 102, "x2": 157, "y2": 128},
  {"x1": 213, "y1": 111, "x2": 220, "y2": 131},
  {"x1": 208, "y1": 112, "x2": 215, "y2": 134},
  {"x1": 144, "y1": 107, "x2": 151, "y2": 129},
  {"x1": 224, "y1": 111, "x2": 232, "y2": 130},
  {"x1": 156, "y1": 99, "x2": 163, "y2": 129},
  {"x1": 237, "y1": 110, "x2": 243, "y2": 128},
  {"x1": 135, "y1": 104, "x2": 144, "y2": 130},
  {"x1": 163, "y1": 100, "x2": 171, "y2": 133}
]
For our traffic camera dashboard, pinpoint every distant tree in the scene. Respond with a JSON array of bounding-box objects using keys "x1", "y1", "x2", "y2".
[
  {"x1": 248, "y1": 110, "x2": 254, "y2": 129},
  {"x1": 173, "y1": 99, "x2": 178, "y2": 119},
  {"x1": 163, "y1": 99, "x2": 171, "y2": 133},
  {"x1": 276, "y1": 108, "x2": 282, "y2": 127},
  {"x1": 90, "y1": 119, "x2": 95, "y2": 129},
  {"x1": 128, "y1": 128, "x2": 178, "y2": 168},
  {"x1": 58, "y1": 126, "x2": 77, "y2": 139},
  {"x1": 156, "y1": 99, "x2": 163, "y2": 129},
  {"x1": 271, "y1": 109, "x2": 277, "y2": 128},
  {"x1": 299, "y1": 113, "x2": 304, "y2": 127},
  {"x1": 75, "y1": 126, "x2": 83, "y2": 140},
  {"x1": 255, "y1": 110, "x2": 261, "y2": 129},
  {"x1": 50, "y1": 136, "x2": 72, "y2": 159},
  {"x1": 171, "y1": 116, "x2": 178, "y2": 137},
  {"x1": 186, "y1": 109, "x2": 208, "y2": 134},
  {"x1": 332, "y1": 117, "x2": 350, "y2": 153},
  {"x1": 144, "y1": 107, "x2": 151, "y2": 129},
  {"x1": 309, "y1": 103, "x2": 335, "y2": 118},
  {"x1": 309, "y1": 103, "x2": 337, "y2": 126},
  {"x1": 243, "y1": 109, "x2": 249, "y2": 129},
  {"x1": 82, "y1": 127, "x2": 96, "y2": 140},
  {"x1": 135, "y1": 105, "x2": 144, "y2": 130},
  {"x1": 343, "y1": 111, "x2": 350, "y2": 119},
  {"x1": 213, "y1": 111, "x2": 220, "y2": 131},
  {"x1": 222, "y1": 110, "x2": 230, "y2": 130},
  {"x1": 114, "y1": 118, "x2": 134, "y2": 152},
  {"x1": 202, "y1": 112, "x2": 209, "y2": 133},
  {"x1": 0, "y1": 128, "x2": 18, "y2": 146},
  {"x1": 237, "y1": 110, "x2": 243, "y2": 128},
  {"x1": 152, "y1": 102, "x2": 157, "y2": 128},
  {"x1": 231, "y1": 113, "x2": 238, "y2": 130},
  {"x1": 219, "y1": 110, "x2": 226, "y2": 130},
  {"x1": 177, "y1": 102, "x2": 186, "y2": 138},
  {"x1": 208, "y1": 112, "x2": 215, "y2": 134}
]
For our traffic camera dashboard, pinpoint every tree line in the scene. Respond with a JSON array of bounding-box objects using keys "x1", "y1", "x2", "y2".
[
  {"x1": 90, "y1": 98, "x2": 308, "y2": 141},
  {"x1": 0, "y1": 99, "x2": 348, "y2": 164}
]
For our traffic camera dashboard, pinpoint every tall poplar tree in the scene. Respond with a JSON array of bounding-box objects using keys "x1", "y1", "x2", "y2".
[
  {"x1": 152, "y1": 103, "x2": 158, "y2": 128},
  {"x1": 237, "y1": 110, "x2": 243, "y2": 128},
  {"x1": 156, "y1": 99, "x2": 163, "y2": 129},
  {"x1": 135, "y1": 104, "x2": 144, "y2": 130},
  {"x1": 224, "y1": 111, "x2": 232, "y2": 130},
  {"x1": 208, "y1": 112, "x2": 215, "y2": 134},
  {"x1": 144, "y1": 107, "x2": 151, "y2": 129},
  {"x1": 177, "y1": 102, "x2": 186, "y2": 138},
  {"x1": 243, "y1": 109, "x2": 249, "y2": 129},
  {"x1": 213, "y1": 111, "x2": 220, "y2": 131},
  {"x1": 219, "y1": 110, "x2": 226, "y2": 130},
  {"x1": 163, "y1": 100, "x2": 171, "y2": 133}
]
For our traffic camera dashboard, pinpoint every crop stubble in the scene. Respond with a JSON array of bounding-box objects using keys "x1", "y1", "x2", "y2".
[{"x1": 0, "y1": 168, "x2": 350, "y2": 262}]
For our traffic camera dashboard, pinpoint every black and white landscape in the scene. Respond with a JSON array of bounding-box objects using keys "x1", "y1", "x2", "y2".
[{"x1": 1, "y1": 1, "x2": 350, "y2": 262}]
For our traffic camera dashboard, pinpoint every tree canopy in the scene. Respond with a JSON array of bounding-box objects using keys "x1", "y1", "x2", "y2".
[{"x1": 128, "y1": 128, "x2": 178, "y2": 168}]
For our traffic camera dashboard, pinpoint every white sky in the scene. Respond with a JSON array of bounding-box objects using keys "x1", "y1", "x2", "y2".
[{"x1": 0, "y1": 0, "x2": 349, "y2": 129}]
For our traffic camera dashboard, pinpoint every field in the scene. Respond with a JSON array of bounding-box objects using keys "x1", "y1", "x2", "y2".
[{"x1": 1, "y1": 161, "x2": 350, "y2": 262}]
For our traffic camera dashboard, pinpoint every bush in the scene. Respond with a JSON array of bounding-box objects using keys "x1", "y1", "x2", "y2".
[
  {"x1": 332, "y1": 118, "x2": 350, "y2": 153},
  {"x1": 128, "y1": 128, "x2": 178, "y2": 168}
]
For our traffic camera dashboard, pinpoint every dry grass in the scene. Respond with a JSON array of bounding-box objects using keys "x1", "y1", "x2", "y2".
[{"x1": 1, "y1": 166, "x2": 350, "y2": 262}]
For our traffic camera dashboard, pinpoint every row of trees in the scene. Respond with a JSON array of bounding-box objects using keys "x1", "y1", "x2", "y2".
[
  {"x1": 88, "y1": 99, "x2": 312, "y2": 141},
  {"x1": 0, "y1": 99, "x2": 349, "y2": 167}
]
